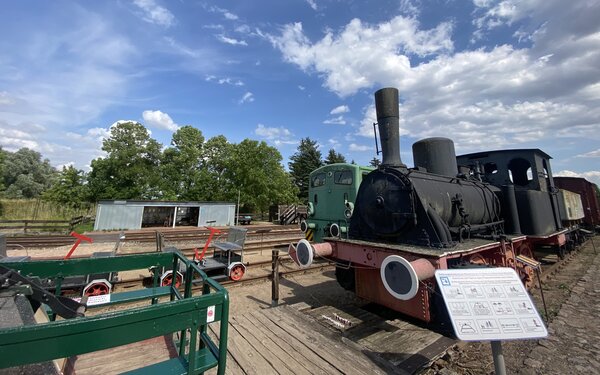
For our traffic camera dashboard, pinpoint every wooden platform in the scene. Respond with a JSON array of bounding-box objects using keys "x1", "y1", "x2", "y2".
[
  {"x1": 207, "y1": 304, "x2": 455, "y2": 375},
  {"x1": 64, "y1": 335, "x2": 179, "y2": 375}
]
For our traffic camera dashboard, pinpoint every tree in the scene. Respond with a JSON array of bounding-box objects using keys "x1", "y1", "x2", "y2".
[
  {"x1": 224, "y1": 139, "x2": 297, "y2": 213},
  {"x1": 42, "y1": 165, "x2": 89, "y2": 207},
  {"x1": 199, "y1": 135, "x2": 234, "y2": 201},
  {"x1": 324, "y1": 149, "x2": 346, "y2": 164},
  {"x1": 160, "y1": 126, "x2": 205, "y2": 200},
  {"x1": 87, "y1": 121, "x2": 162, "y2": 200},
  {"x1": 369, "y1": 157, "x2": 381, "y2": 167},
  {"x1": 288, "y1": 137, "x2": 322, "y2": 202},
  {"x1": 1, "y1": 148, "x2": 57, "y2": 198}
]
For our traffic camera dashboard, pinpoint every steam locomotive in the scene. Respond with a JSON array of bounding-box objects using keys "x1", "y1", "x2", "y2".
[{"x1": 291, "y1": 87, "x2": 587, "y2": 322}]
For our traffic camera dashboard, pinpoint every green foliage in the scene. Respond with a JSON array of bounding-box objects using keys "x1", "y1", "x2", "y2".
[
  {"x1": 0, "y1": 199, "x2": 95, "y2": 220},
  {"x1": 369, "y1": 157, "x2": 381, "y2": 167},
  {"x1": 289, "y1": 137, "x2": 323, "y2": 201},
  {"x1": 224, "y1": 139, "x2": 298, "y2": 212},
  {"x1": 0, "y1": 122, "x2": 299, "y2": 214},
  {"x1": 87, "y1": 122, "x2": 162, "y2": 200},
  {"x1": 324, "y1": 149, "x2": 346, "y2": 164},
  {"x1": 42, "y1": 165, "x2": 89, "y2": 207},
  {"x1": 72, "y1": 220, "x2": 95, "y2": 234},
  {"x1": 160, "y1": 126, "x2": 205, "y2": 200},
  {"x1": 1, "y1": 148, "x2": 57, "y2": 198}
]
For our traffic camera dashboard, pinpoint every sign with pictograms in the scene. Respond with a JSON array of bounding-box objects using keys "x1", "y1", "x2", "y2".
[{"x1": 435, "y1": 268, "x2": 547, "y2": 341}]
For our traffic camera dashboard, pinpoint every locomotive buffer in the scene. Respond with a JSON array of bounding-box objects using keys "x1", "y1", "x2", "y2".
[{"x1": 435, "y1": 267, "x2": 548, "y2": 375}]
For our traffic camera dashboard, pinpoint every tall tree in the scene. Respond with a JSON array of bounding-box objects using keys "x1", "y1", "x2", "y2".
[
  {"x1": 87, "y1": 121, "x2": 162, "y2": 200},
  {"x1": 1, "y1": 148, "x2": 57, "y2": 198},
  {"x1": 225, "y1": 139, "x2": 297, "y2": 212},
  {"x1": 42, "y1": 165, "x2": 89, "y2": 207},
  {"x1": 325, "y1": 149, "x2": 346, "y2": 164},
  {"x1": 200, "y1": 135, "x2": 234, "y2": 201},
  {"x1": 160, "y1": 126, "x2": 205, "y2": 200},
  {"x1": 369, "y1": 157, "x2": 381, "y2": 167},
  {"x1": 288, "y1": 137, "x2": 322, "y2": 201}
]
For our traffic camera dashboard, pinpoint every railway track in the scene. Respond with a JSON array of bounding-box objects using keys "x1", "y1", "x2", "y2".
[
  {"x1": 5, "y1": 224, "x2": 302, "y2": 248},
  {"x1": 113, "y1": 257, "x2": 332, "y2": 291}
]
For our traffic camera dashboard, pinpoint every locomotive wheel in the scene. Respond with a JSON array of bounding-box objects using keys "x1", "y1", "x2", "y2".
[
  {"x1": 84, "y1": 282, "x2": 110, "y2": 296},
  {"x1": 161, "y1": 272, "x2": 183, "y2": 288},
  {"x1": 515, "y1": 243, "x2": 535, "y2": 289},
  {"x1": 229, "y1": 264, "x2": 245, "y2": 281},
  {"x1": 468, "y1": 254, "x2": 487, "y2": 265}
]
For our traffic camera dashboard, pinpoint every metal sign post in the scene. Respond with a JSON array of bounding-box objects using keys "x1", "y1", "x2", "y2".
[{"x1": 435, "y1": 268, "x2": 548, "y2": 374}]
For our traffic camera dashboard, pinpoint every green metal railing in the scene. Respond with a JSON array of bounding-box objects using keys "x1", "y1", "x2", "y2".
[{"x1": 0, "y1": 251, "x2": 229, "y2": 374}]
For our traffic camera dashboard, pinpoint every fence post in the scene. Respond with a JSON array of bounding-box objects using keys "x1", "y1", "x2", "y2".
[
  {"x1": 24, "y1": 220, "x2": 28, "y2": 234},
  {"x1": 271, "y1": 249, "x2": 280, "y2": 307}
]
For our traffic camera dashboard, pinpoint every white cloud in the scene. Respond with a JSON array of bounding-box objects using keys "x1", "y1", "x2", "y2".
[
  {"x1": 0, "y1": 91, "x2": 18, "y2": 106},
  {"x1": 133, "y1": 0, "x2": 175, "y2": 27},
  {"x1": 239, "y1": 92, "x2": 254, "y2": 104},
  {"x1": 349, "y1": 143, "x2": 371, "y2": 151},
  {"x1": 399, "y1": 0, "x2": 420, "y2": 17},
  {"x1": 268, "y1": 17, "x2": 453, "y2": 96},
  {"x1": 216, "y1": 35, "x2": 248, "y2": 46},
  {"x1": 142, "y1": 110, "x2": 179, "y2": 132},
  {"x1": 207, "y1": 6, "x2": 239, "y2": 21},
  {"x1": 255, "y1": 124, "x2": 296, "y2": 146},
  {"x1": 267, "y1": 6, "x2": 600, "y2": 159},
  {"x1": 298, "y1": 85, "x2": 306, "y2": 91},
  {"x1": 330, "y1": 105, "x2": 350, "y2": 115},
  {"x1": 205, "y1": 75, "x2": 244, "y2": 86},
  {"x1": 306, "y1": 0, "x2": 317, "y2": 11},
  {"x1": 576, "y1": 149, "x2": 600, "y2": 158},
  {"x1": 323, "y1": 116, "x2": 346, "y2": 125},
  {"x1": 328, "y1": 138, "x2": 341, "y2": 149}
]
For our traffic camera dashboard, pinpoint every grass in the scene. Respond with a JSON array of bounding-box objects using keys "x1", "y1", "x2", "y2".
[
  {"x1": 0, "y1": 199, "x2": 96, "y2": 220},
  {"x1": 72, "y1": 221, "x2": 95, "y2": 234}
]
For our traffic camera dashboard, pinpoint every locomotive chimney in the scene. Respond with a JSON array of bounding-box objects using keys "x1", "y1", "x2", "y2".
[{"x1": 375, "y1": 87, "x2": 406, "y2": 168}]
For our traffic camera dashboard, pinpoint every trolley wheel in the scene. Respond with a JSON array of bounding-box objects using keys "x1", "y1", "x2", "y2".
[
  {"x1": 229, "y1": 264, "x2": 245, "y2": 281},
  {"x1": 161, "y1": 271, "x2": 183, "y2": 288},
  {"x1": 84, "y1": 282, "x2": 110, "y2": 296}
]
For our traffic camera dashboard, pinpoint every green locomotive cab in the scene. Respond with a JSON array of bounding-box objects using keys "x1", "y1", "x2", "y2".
[{"x1": 301, "y1": 163, "x2": 373, "y2": 242}]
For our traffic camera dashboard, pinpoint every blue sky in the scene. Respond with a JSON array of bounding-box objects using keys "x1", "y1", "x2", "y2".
[{"x1": 1, "y1": 0, "x2": 599, "y2": 184}]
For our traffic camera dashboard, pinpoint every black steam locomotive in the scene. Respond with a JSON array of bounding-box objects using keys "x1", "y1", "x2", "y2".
[{"x1": 291, "y1": 87, "x2": 585, "y2": 322}]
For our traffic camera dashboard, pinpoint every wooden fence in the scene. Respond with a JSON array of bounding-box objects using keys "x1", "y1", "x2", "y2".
[{"x1": 0, "y1": 216, "x2": 87, "y2": 234}]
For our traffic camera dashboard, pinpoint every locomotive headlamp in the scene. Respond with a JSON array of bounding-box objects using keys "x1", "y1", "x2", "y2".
[{"x1": 344, "y1": 201, "x2": 354, "y2": 219}]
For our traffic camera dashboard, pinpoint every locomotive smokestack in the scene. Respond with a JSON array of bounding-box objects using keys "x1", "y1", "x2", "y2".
[{"x1": 375, "y1": 87, "x2": 405, "y2": 168}]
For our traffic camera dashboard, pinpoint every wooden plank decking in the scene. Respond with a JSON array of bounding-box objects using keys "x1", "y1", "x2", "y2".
[
  {"x1": 60, "y1": 302, "x2": 453, "y2": 374},
  {"x1": 207, "y1": 303, "x2": 455, "y2": 375}
]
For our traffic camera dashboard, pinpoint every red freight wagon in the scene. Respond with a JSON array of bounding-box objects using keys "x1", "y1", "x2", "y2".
[{"x1": 554, "y1": 177, "x2": 600, "y2": 228}]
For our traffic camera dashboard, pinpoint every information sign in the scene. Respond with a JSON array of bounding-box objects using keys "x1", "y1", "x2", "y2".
[{"x1": 435, "y1": 267, "x2": 547, "y2": 341}]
